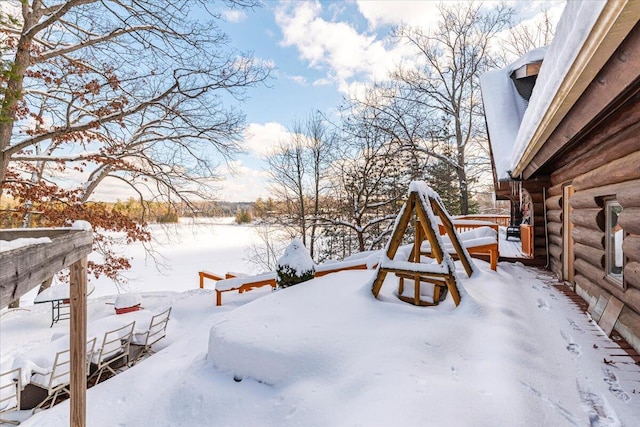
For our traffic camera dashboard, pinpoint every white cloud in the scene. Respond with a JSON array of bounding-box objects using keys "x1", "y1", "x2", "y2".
[
  {"x1": 312, "y1": 78, "x2": 331, "y2": 86},
  {"x1": 217, "y1": 161, "x2": 270, "y2": 202},
  {"x1": 242, "y1": 122, "x2": 293, "y2": 156},
  {"x1": 274, "y1": 1, "x2": 410, "y2": 93},
  {"x1": 222, "y1": 9, "x2": 247, "y2": 23},
  {"x1": 355, "y1": 0, "x2": 443, "y2": 31},
  {"x1": 286, "y1": 75, "x2": 308, "y2": 86}
]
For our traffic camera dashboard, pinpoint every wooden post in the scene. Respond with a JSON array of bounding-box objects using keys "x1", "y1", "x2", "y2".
[{"x1": 70, "y1": 257, "x2": 87, "y2": 427}]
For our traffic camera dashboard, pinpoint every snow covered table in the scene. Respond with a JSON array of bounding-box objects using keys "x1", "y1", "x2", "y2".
[{"x1": 33, "y1": 282, "x2": 96, "y2": 327}]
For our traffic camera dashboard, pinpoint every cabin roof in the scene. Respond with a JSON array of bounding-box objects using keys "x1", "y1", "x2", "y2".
[{"x1": 482, "y1": 0, "x2": 639, "y2": 181}]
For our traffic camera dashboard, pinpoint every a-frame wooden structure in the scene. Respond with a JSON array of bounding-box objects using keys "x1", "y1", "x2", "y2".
[{"x1": 371, "y1": 182, "x2": 476, "y2": 307}]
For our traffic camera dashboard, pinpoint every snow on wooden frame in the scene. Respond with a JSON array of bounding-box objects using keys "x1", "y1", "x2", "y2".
[{"x1": 371, "y1": 181, "x2": 476, "y2": 307}]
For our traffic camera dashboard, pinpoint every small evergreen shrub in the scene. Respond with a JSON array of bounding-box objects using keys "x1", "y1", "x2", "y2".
[{"x1": 276, "y1": 238, "x2": 315, "y2": 289}]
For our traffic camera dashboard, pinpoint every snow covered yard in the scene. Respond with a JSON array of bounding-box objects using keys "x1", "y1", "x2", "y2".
[{"x1": 2, "y1": 256, "x2": 639, "y2": 426}]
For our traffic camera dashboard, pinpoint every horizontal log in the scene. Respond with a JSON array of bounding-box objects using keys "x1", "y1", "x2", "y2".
[
  {"x1": 573, "y1": 151, "x2": 640, "y2": 191},
  {"x1": 574, "y1": 242, "x2": 605, "y2": 269},
  {"x1": 574, "y1": 258, "x2": 640, "y2": 314},
  {"x1": 547, "y1": 183, "x2": 563, "y2": 197},
  {"x1": 0, "y1": 230, "x2": 93, "y2": 307},
  {"x1": 622, "y1": 235, "x2": 640, "y2": 263},
  {"x1": 546, "y1": 195, "x2": 562, "y2": 210},
  {"x1": 548, "y1": 243, "x2": 562, "y2": 261},
  {"x1": 625, "y1": 261, "x2": 640, "y2": 290},
  {"x1": 619, "y1": 183, "x2": 640, "y2": 208},
  {"x1": 551, "y1": 117, "x2": 640, "y2": 185},
  {"x1": 574, "y1": 274, "x2": 604, "y2": 301},
  {"x1": 549, "y1": 233, "x2": 562, "y2": 248},
  {"x1": 548, "y1": 222, "x2": 562, "y2": 237},
  {"x1": 570, "y1": 208, "x2": 605, "y2": 231},
  {"x1": 528, "y1": 192, "x2": 545, "y2": 204},
  {"x1": 618, "y1": 208, "x2": 640, "y2": 234},
  {"x1": 534, "y1": 247, "x2": 547, "y2": 259},
  {"x1": 535, "y1": 237, "x2": 547, "y2": 248},
  {"x1": 547, "y1": 210, "x2": 562, "y2": 223},
  {"x1": 550, "y1": 258, "x2": 562, "y2": 279},
  {"x1": 616, "y1": 308, "x2": 640, "y2": 352},
  {"x1": 570, "y1": 179, "x2": 640, "y2": 209},
  {"x1": 571, "y1": 226, "x2": 604, "y2": 250},
  {"x1": 533, "y1": 203, "x2": 545, "y2": 217},
  {"x1": 522, "y1": 177, "x2": 551, "y2": 191}
]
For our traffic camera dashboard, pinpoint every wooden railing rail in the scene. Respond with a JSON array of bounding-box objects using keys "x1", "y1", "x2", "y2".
[
  {"x1": 456, "y1": 215, "x2": 510, "y2": 227},
  {"x1": 438, "y1": 221, "x2": 499, "y2": 235},
  {"x1": 199, "y1": 261, "x2": 374, "y2": 306}
]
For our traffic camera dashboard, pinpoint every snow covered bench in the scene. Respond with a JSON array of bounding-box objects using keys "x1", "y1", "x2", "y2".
[
  {"x1": 209, "y1": 272, "x2": 278, "y2": 306},
  {"x1": 199, "y1": 256, "x2": 380, "y2": 306},
  {"x1": 421, "y1": 226, "x2": 499, "y2": 271}
]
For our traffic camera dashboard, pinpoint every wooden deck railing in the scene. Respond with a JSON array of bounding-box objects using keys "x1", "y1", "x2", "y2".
[
  {"x1": 199, "y1": 260, "x2": 374, "y2": 306},
  {"x1": 457, "y1": 215, "x2": 510, "y2": 226},
  {"x1": 437, "y1": 220, "x2": 499, "y2": 235}
]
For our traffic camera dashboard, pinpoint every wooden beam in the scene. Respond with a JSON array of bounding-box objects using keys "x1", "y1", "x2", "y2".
[
  {"x1": 512, "y1": 61, "x2": 542, "y2": 79},
  {"x1": 0, "y1": 230, "x2": 92, "y2": 307},
  {"x1": 429, "y1": 199, "x2": 474, "y2": 277},
  {"x1": 372, "y1": 197, "x2": 414, "y2": 297},
  {"x1": 69, "y1": 257, "x2": 87, "y2": 427}
]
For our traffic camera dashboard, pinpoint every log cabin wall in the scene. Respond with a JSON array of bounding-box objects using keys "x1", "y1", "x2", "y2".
[{"x1": 546, "y1": 89, "x2": 640, "y2": 352}]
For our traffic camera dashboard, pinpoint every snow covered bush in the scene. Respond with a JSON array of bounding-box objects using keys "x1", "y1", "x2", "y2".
[{"x1": 276, "y1": 239, "x2": 315, "y2": 289}]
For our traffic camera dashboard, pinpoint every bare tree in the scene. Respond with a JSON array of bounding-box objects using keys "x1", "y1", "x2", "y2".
[
  {"x1": 1, "y1": 0, "x2": 269, "y2": 186},
  {"x1": 0, "y1": 0, "x2": 270, "y2": 306},
  {"x1": 320, "y1": 95, "x2": 428, "y2": 256},
  {"x1": 501, "y1": 8, "x2": 556, "y2": 60},
  {"x1": 392, "y1": 2, "x2": 514, "y2": 214},
  {"x1": 265, "y1": 112, "x2": 335, "y2": 260}
]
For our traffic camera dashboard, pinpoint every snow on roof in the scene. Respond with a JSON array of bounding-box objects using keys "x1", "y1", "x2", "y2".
[
  {"x1": 480, "y1": 48, "x2": 546, "y2": 180},
  {"x1": 509, "y1": 0, "x2": 606, "y2": 174},
  {"x1": 481, "y1": 0, "x2": 607, "y2": 179}
]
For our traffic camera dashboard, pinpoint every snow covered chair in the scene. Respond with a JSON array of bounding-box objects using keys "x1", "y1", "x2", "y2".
[
  {"x1": 30, "y1": 338, "x2": 96, "y2": 412},
  {"x1": 0, "y1": 368, "x2": 21, "y2": 425},
  {"x1": 89, "y1": 322, "x2": 135, "y2": 385},
  {"x1": 129, "y1": 307, "x2": 172, "y2": 366},
  {"x1": 421, "y1": 226, "x2": 499, "y2": 271}
]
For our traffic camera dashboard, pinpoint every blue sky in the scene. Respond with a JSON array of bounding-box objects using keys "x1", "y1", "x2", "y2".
[{"x1": 92, "y1": 0, "x2": 565, "y2": 202}]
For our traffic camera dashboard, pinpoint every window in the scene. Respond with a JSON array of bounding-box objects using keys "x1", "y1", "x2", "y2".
[{"x1": 605, "y1": 200, "x2": 624, "y2": 285}]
